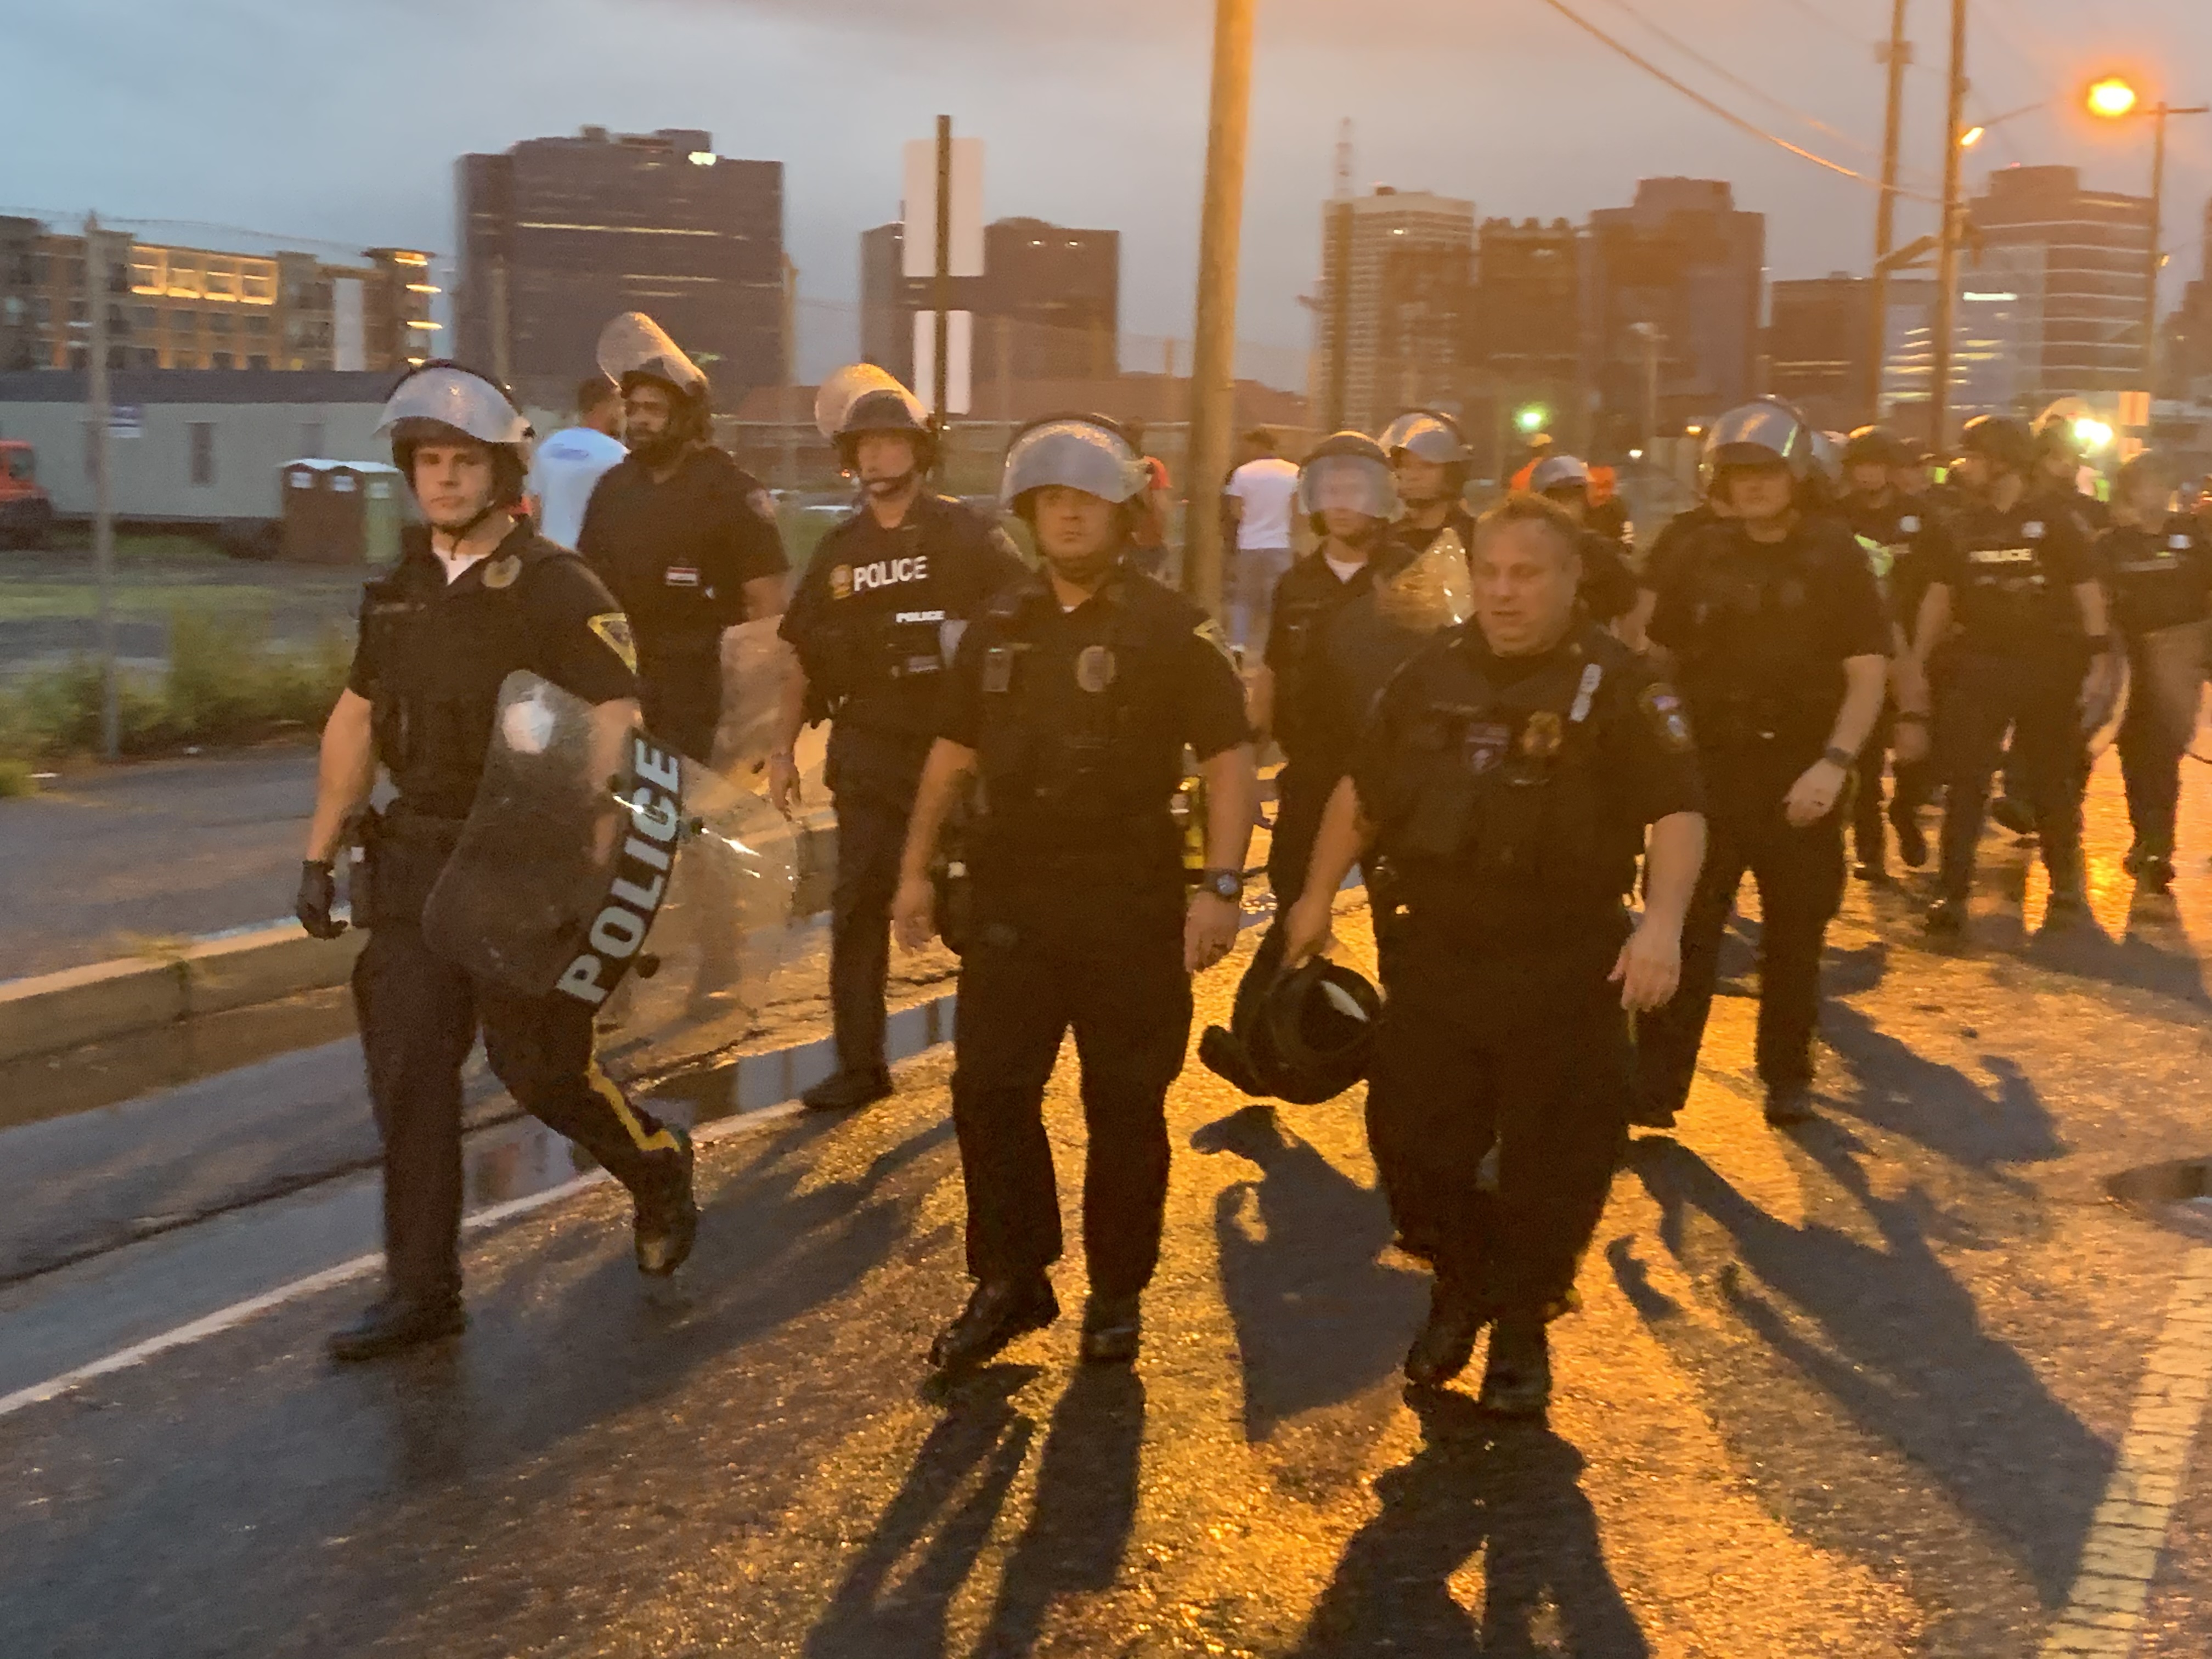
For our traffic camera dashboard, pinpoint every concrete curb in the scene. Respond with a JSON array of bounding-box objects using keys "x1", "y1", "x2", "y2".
[{"x1": 0, "y1": 817, "x2": 842, "y2": 1070}]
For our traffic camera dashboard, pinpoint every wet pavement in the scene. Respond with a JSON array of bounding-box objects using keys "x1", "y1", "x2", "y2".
[{"x1": 5, "y1": 757, "x2": 2212, "y2": 1655}]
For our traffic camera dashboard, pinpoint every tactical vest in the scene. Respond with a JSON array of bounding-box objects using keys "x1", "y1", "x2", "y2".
[
  {"x1": 1373, "y1": 629, "x2": 1638, "y2": 924},
  {"x1": 1272, "y1": 577, "x2": 1364, "y2": 761},
  {"x1": 800, "y1": 501, "x2": 977, "y2": 734},
  {"x1": 358, "y1": 544, "x2": 562, "y2": 818},
  {"x1": 2103, "y1": 520, "x2": 2211, "y2": 636},
  {"x1": 1674, "y1": 533, "x2": 1845, "y2": 751}
]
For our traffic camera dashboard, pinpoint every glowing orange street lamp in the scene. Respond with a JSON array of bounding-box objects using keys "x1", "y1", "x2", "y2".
[{"x1": 2086, "y1": 76, "x2": 2209, "y2": 400}]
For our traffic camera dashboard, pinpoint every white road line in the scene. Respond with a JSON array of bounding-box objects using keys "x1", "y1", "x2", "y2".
[
  {"x1": 2042, "y1": 1246, "x2": 2212, "y2": 1656},
  {"x1": 0, "y1": 1098, "x2": 810, "y2": 1426}
]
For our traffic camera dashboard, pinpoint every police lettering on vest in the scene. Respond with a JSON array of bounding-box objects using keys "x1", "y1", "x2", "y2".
[{"x1": 831, "y1": 554, "x2": 933, "y2": 599}]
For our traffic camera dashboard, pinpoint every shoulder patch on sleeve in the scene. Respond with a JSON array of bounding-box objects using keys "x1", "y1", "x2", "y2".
[
  {"x1": 746, "y1": 487, "x2": 777, "y2": 523},
  {"x1": 588, "y1": 612, "x2": 639, "y2": 674},
  {"x1": 1194, "y1": 617, "x2": 1235, "y2": 663},
  {"x1": 1638, "y1": 681, "x2": 1695, "y2": 754}
]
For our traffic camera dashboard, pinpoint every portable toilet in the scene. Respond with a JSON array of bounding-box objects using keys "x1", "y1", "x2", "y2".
[{"x1": 280, "y1": 459, "x2": 406, "y2": 565}]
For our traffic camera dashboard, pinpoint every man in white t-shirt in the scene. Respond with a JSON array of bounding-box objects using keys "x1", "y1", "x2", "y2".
[
  {"x1": 1223, "y1": 428, "x2": 1301, "y2": 653},
  {"x1": 526, "y1": 376, "x2": 627, "y2": 550}
]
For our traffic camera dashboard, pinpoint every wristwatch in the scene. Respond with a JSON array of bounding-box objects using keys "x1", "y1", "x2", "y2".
[
  {"x1": 1822, "y1": 745, "x2": 1856, "y2": 770},
  {"x1": 1198, "y1": 868, "x2": 1243, "y2": 902}
]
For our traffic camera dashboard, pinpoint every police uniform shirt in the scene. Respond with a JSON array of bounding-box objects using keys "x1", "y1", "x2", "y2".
[
  {"x1": 780, "y1": 495, "x2": 1028, "y2": 740},
  {"x1": 1926, "y1": 495, "x2": 2096, "y2": 658},
  {"x1": 1349, "y1": 623, "x2": 1704, "y2": 947},
  {"x1": 1263, "y1": 550, "x2": 1377, "y2": 765},
  {"x1": 2097, "y1": 516, "x2": 2212, "y2": 638},
  {"x1": 1646, "y1": 516, "x2": 1889, "y2": 753},
  {"x1": 938, "y1": 563, "x2": 1251, "y2": 884},
  {"x1": 576, "y1": 446, "x2": 788, "y2": 659},
  {"x1": 1576, "y1": 530, "x2": 1638, "y2": 624},
  {"x1": 347, "y1": 524, "x2": 639, "y2": 820},
  {"x1": 1844, "y1": 492, "x2": 1954, "y2": 636},
  {"x1": 1637, "y1": 502, "x2": 1725, "y2": 598}
]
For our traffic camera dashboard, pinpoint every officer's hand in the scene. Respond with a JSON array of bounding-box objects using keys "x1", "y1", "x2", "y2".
[
  {"x1": 1279, "y1": 893, "x2": 1336, "y2": 972},
  {"x1": 2080, "y1": 661, "x2": 2119, "y2": 733},
  {"x1": 296, "y1": 860, "x2": 346, "y2": 940},
  {"x1": 1610, "y1": 919, "x2": 1681, "y2": 1013},
  {"x1": 1186, "y1": 893, "x2": 1240, "y2": 976},
  {"x1": 1784, "y1": 758, "x2": 1848, "y2": 829},
  {"x1": 1893, "y1": 718, "x2": 1932, "y2": 766},
  {"x1": 768, "y1": 749, "x2": 801, "y2": 816},
  {"x1": 891, "y1": 873, "x2": 938, "y2": 952}
]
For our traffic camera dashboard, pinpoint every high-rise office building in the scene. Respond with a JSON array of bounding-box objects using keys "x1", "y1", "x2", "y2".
[
  {"x1": 0, "y1": 217, "x2": 433, "y2": 375},
  {"x1": 859, "y1": 216, "x2": 1119, "y2": 389},
  {"x1": 1879, "y1": 244, "x2": 2049, "y2": 422},
  {"x1": 1314, "y1": 187, "x2": 1477, "y2": 434},
  {"x1": 1768, "y1": 274, "x2": 1875, "y2": 431},
  {"x1": 455, "y1": 127, "x2": 785, "y2": 409},
  {"x1": 1586, "y1": 178, "x2": 1765, "y2": 446},
  {"x1": 2162, "y1": 196, "x2": 2212, "y2": 398},
  {"x1": 1967, "y1": 163, "x2": 2150, "y2": 399}
]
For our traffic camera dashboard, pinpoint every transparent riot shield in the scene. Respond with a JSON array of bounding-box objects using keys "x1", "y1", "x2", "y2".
[
  {"x1": 710, "y1": 616, "x2": 791, "y2": 783},
  {"x1": 422, "y1": 672, "x2": 681, "y2": 1003},
  {"x1": 1374, "y1": 527, "x2": 1475, "y2": 633}
]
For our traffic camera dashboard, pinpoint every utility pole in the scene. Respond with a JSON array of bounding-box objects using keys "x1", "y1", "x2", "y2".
[
  {"x1": 85, "y1": 213, "x2": 119, "y2": 761},
  {"x1": 779, "y1": 255, "x2": 799, "y2": 493},
  {"x1": 1183, "y1": 0, "x2": 1256, "y2": 621},
  {"x1": 1929, "y1": 0, "x2": 1968, "y2": 454},
  {"x1": 932, "y1": 114, "x2": 953, "y2": 433},
  {"x1": 1630, "y1": 323, "x2": 1662, "y2": 453},
  {"x1": 1868, "y1": 0, "x2": 1911, "y2": 421}
]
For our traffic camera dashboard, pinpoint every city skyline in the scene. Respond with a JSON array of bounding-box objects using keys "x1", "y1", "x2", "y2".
[{"x1": 9, "y1": 0, "x2": 2211, "y2": 383}]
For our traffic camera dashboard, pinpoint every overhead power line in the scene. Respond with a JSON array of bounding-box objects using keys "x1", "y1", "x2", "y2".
[{"x1": 1538, "y1": 0, "x2": 1944, "y2": 204}]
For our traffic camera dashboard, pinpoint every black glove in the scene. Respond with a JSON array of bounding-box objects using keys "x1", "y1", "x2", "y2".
[{"x1": 296, "y1": 860, "x2": 347, "y2": 939}]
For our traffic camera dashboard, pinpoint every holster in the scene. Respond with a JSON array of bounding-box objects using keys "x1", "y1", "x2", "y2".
[{"x1": 359, "y1": 809, "x2": 465, "y2": 931}]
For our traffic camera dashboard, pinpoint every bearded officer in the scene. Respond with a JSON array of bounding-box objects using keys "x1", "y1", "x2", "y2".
[
  {"x1": 296, "y1": 363, "x2": 697, "y2": 1362},
  {"x1": 893, "y1": 415, "x2": 1257, "y2": 1372},
  {"x1": 578, "y1": 313, "x2": 788, "y2": 764},
  {"x1": 1282, "y1": 493, "x2": 1707, "y2": 1415},
  {"x1": 772, "y1": 370, "x2": 1028, "y2": 1113}
]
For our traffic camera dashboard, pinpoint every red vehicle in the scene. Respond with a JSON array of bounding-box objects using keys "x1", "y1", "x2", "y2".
[{"x1": 0, "y1": 439, "x2": 52, "y2": 549}]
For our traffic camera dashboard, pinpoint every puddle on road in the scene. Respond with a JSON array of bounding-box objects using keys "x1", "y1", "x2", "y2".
[{"x1": 2106, "y1": 1156, "x2": 2212, "y2": 1243}]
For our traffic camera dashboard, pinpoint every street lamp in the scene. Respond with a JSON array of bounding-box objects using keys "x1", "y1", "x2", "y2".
[{"x1": 2085, "y1": 75, "x2": 2210, "y2": 399}]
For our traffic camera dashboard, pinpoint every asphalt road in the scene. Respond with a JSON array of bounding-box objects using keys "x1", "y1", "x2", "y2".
[{"x1": 7, "y1": 761, "x2": 2212, "y2": 1656}]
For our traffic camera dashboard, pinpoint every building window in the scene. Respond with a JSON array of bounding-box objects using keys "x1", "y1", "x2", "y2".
[
  {"x1": 249, "y1": 355, "x2": 271, "y2": 371},
  {"x1": 300, "y1": 420, "x2": 325, "y2": 456},
  {"x1": 189, "y1": 422, "x2": 215, "y2": 487},
  {"x1": 212, "y1": 351, "x2": 235, "y2": 369},
  {"x1": 133, "y1": 347, "x2": 159, "y2": 368}
]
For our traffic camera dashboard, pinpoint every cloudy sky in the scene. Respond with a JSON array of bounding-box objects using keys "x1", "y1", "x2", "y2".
[{"x1": 9, "y1": 0, "x2": 2211, "y2": 381}]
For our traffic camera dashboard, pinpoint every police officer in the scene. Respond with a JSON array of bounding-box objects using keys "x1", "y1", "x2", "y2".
[
  {"x1": 1839, "y1": 424, "x2": 1952, "y2": 877},
  {"x1": 2033, "y1": 409, "x2": 2112, "y2": 537},
  {"x1": 772, "y1": 369, "x2": 1028, "y2": 1113},
  {"x1": 2098, "y1": 453, "x2": 2210, "y2": 888},
  {"x1": 1906, "y1": 415, "x2": 2115, "y2": 934},
  {"x1": 578, "y1": 312, "x2": 788, "y2": 763},
  {"x1": 1529, "y1": 453, "x2": 1639, "y2": 632},
  {"x1": 891, "y1": 415, "x2": 1258, "y2": 1372},
  {"x1": 1380, "y1": 409, "x2": 1475, "y2": 551},
  {"x1": 1636, "y1": 399, "x2": 1892, "y2": 1130},
  {"x1": 296, "y1": 363, "x2": 697, "y2": 1362},
  {"x1": 1281, "y1": 493, "x2": 1707, "y2": 1415}
]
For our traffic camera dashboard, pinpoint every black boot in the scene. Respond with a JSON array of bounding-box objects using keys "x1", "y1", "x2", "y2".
[
  {"x1": 1763, "y1": 1084, "x2": 1816, "y2": 1127},
  {"x1": 1477, "y1": 1317, "x2": 1552, "y2": 1419},
  {"x1": 1991, "y1": 794, "x2": 2038, "y2": 838},
  {"x1": 1080, "y1": 1292, "x2": 1143, "y2": 1365},
  {"x1": 1889, "y1": 800, "x2": 1928, "y2": 868},
  {"x1": 1404, "y1": 1277, "x2": 1488, "y2": 1388},
  {"x1": 928, "y1": 1276, "x2": 1059, "y2": 1372},
  {"x1": 1924, "y1": 895, "x2": 1967, "y2": 935},
  {"x1": 633, "y1": 1126, "x2": 698, "y2": 1278},
  {"x1": 803, "y1": 1068, "x2": 893, "y2": 1113},
  {"x1": 329, "y1": 1293, "x2": 465, "y2": 1363}
]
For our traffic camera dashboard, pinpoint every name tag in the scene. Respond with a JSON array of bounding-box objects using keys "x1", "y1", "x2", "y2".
[
  {"x1": 2023, "y1": 522, "x2": 2045, "y2": 539},
  {"x1": 664, "y1": 566, "x2": 702, "y2": 589},
  {"x1": 2172, "y1": 534, "x2": 2195, "y2": 552},
  {"x1": 1900, "y1": 516, "x2": 1921, "y2": 534}
]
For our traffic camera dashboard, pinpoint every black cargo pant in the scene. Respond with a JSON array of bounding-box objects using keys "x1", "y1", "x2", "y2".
[
  {"x1": 2118, "y1": 620, "x2": 2208, "y2": 856},
  {"x1": 639, "y1": 641, "x2": 721, "y2": 766},
  {"x1": 353, "y1": 926, "x2": 682, "y2": 1304},
  {"x1": 826, "y1": 726, "x2": 932, "y2": 1078},
  {"x1": 950, "y1": 878, "x2": 1192, "y2": 1299},
  {"x1": 1365, "y1": 920, "x2": 1633, "y2": 1318},
  {"x1": 1638, "y1": 745, "x2": 1847, "y2": 1115},
  {"x1": 1936, "y1": 650, "x2": 2087, "y2": 901}
]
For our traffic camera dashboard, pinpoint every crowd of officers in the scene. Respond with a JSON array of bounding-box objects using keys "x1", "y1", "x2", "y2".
[{"x1": 298, "y1": 318, "x2": 2210, "y2": 1419}]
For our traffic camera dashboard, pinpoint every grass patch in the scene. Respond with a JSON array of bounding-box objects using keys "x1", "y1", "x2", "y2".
[
  {"x1": 0, "y1": 758, "x2": 37, "y2": 797},
  {"x1": 0, "y1": 606, "x2": 349, "y2": 764}
]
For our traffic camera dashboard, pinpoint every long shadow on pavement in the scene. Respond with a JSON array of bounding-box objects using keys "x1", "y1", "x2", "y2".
[
  {"x1": 1292, "y1": 1392, "x2": 1648, "y2": 1657},
  {"x1": 1816, "y1": 1000, "x2": 2067, "y2": 1175},
  {"x1": 1193, "y1": 1103, "x2": 1425, "y2": 1444},
  {"x1": 1626, "y1": 1139, "x2": 2112, "y2": 1605}
]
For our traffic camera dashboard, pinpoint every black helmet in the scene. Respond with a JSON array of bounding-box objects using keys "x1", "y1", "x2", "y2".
[
  {"x1": 815, "y1": 364, "x2": 936, "y2": 473},
  {"x1": 1700, "y1": 397, "x2": 1818, "y2": 490},
  {"x1": 1299, "y1": 431, "x2": 1398, "y2": 521},
  {"x1": 1960, "y1": 414, "x2": 2035, "y2": 476},
  {"x1": 597, "y1": 312, "x2": 712, "y2": 442},
  {"x1": 1843, "y1": 425, "x2": 1908, "y2": 469},
  {"x1": 998, "y1": 414, "x2": 1148, "y2": 515},
  {"x1": 376, "y1": 360, "x2": 534, "y2": 512},
  {"x1": 1198, "y1": 953, "x2": 1382, "y2": 1106},
  {"x1": 2033, "y1": 408, "x2": 2086, "y2": 464},
  {"x1": 1379, "y1": 409, "x2": 1471, "y2": 466}
]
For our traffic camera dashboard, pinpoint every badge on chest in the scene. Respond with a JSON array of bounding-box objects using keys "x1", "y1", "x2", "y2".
[{"x1": 1075, "y1": 645, "x2": 1118, "y2": 694}]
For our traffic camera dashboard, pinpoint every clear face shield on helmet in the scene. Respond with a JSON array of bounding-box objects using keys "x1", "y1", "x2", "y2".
[
  {"x1": 814, "y1": 363, "x2": 927, "y2": 441},
  {"x1": 596, "y1": 312, "x2": 707, "y2": 397},
  {"x1": 999, "y1": 419, "x2": 1148, "y2": 509},
  {"x1": 1378, "y1": 411, "x2": 1469, "y2": 466},
  {"x1": 375, "y1": 364, "x2": 532, "y2": 446},
  {"x1": 1298, "y1": 453, "x2": 1398, "y2": 521}
]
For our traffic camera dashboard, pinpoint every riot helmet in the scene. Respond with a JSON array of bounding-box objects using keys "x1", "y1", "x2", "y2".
[
  {"x1": 1299, "y1": 432, "x2": 1398, "y2": 534},
  {"x1": 597, "y1": 312, "x2": 712, "y2": 456},
  {"x1": 1380, "y1": 409, "x2": 1470, "y2": 510},
  {"x1": 1843, "y1": 425, "x2": 1908, "y2": 470},
  {"x1": 1959, "y1": 414, "x2": 2035, "y2": 478},
  {"x1": 817, "y1": 363, "x2": 936, "y2": 480},
  {"x1": 1528, "y1": 453, "x2": 1593, "y2": 498},
  {"x1": 1700, "y1": 397, "x2": 1818, "y2": 492},
  {"x1": 999, "y1": 414, "x2": 1149, "y2": 516},
  {"x1": 1198, "y1": 954, "x2": 1382, "y2": 1106},
  {"x1": 377, "y1": 360, "x2": 534, "y2": 531}
]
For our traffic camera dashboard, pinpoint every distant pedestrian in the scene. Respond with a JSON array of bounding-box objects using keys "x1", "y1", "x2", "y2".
[
  {"x1": 527, "y1": 376, "x2": 627, "y2": 551},
  {"x1": 1224, "y1": 428, "x2": 1301, "y2": 654},
  {"x1": 1124, "y1": 417, "x2": 1175, "y2": 582}
]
